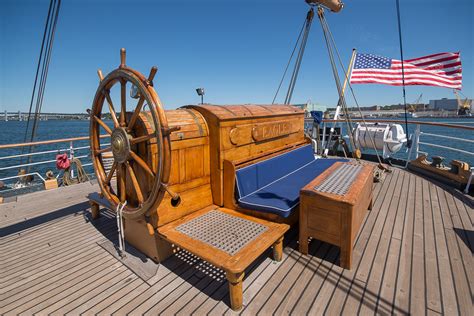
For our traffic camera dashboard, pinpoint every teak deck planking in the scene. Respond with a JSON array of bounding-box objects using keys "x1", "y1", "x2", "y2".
[{"x1": 0, "y1": 167, "x2": 472, "y2": 315}]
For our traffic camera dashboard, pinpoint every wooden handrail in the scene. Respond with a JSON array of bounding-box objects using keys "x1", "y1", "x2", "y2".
[
  {"x1": 313, "y1": 119, "x2": 474, "y2": 131},
  {"x1": 0, "y1": 134, "x2": 110, "y2": 150}
]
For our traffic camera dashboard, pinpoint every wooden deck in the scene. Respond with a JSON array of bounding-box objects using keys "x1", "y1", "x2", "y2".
[{"x1": 0, "y1": 168, "x2": 472, "y2": 315}]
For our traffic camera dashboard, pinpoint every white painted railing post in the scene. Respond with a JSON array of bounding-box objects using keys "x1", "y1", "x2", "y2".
[
  {"x1": 465, "y1": 168, "x2": 473, "y2": 194},
  {"x1": 69, "y1": 141, "x2": 75, "y2": 178},
  {"x1": 321, "y1": 121, "x2": 327, "y2": 153},
  {"x1": 414, "y1": 125, "x2": 421, "y2": 159}
]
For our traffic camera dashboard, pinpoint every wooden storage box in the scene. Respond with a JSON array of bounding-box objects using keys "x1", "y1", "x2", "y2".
[
  {"x1": 44, "y1": 178, "x2": 58, "y2": 190},
  {"x1": 299, "y1": 162, "x2": 374, "y2": 269}
]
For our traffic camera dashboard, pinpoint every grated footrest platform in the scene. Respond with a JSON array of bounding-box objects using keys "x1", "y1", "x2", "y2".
[
  {"x1": 313, "y1": 163, "x2": 363, "y2": 195},
  {"x1": 176, "y1": 210, "x2": 268, "y2": 255}
]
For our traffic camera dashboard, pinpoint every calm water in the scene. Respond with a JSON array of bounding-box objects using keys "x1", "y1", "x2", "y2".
[
  {"x1": 330, "y1": 117, "x2": 474, "y2": 165},
  {"x1": 0, "y1": 120, "x2": 100, "y2": 191},
  {"x1": 0, "y1": 118, "x2": 473, "y2": 189}
]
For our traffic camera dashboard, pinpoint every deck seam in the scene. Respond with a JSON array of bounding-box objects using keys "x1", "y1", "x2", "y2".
[
  {"x1": 374, "y1": 170, "x2": 408, "y2": 314},
  {"x1": 333, "y1": 169, "x2": 399, "y2": 315},
  {"x1": 356, "y1": 169, "x2": 405, "y2": 315}
]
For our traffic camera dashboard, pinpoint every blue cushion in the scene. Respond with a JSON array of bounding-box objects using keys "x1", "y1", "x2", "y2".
[
  {"x1": 235, "y1": 145, "x2": 315, "y2": 197},
  {"x1": 236, "y1": 156, "x2": 348, "y2": 218}
]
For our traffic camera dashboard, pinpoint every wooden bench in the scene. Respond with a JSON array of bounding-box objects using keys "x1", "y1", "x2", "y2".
[
  {"x1": 158, "y1": 206, "x2": 288, "y2": 310},
  {"x1": 299, "y1": 162, "x2": 374, "y2": 269},
  {"x1": 223, "y1": 143, "x2": 348, "y2": 224},
  {"x1": 89, "y1": 194, "x2": 288, "y2": 311}
]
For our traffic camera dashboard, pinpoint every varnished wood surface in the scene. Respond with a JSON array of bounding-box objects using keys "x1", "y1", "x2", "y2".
[
  {"x1": 0, "y1": 168, "x2": 472, "y2": 315},
  {"x1": 187, "y1": 104, "x2": 306, "y2": 206},
  {"x1": 158, "y1": 207, "x2": 289, "y2": 274},
  {"x1": 299, "y1": 162, "x2": 374, "y2": 269}
]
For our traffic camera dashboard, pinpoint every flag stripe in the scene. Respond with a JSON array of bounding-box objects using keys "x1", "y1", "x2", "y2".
[
  {"x1": 352, "y1": 75, "x2": 461, "y2": 84},
  {"x1": 413, "y1": 55, "x2": 459, "y2": 67},
  {"x1": 404, "y1": 53, "x2": 458, "y2": 66},
  {"x1": 350, "y1": 78, "x2": 461, "y2": 89},
  {"x1": 353, "y1": 74, "x2": 462, "y2": 83},
  {"x1": 404, "y1": 52, "x2": 458, "y2": 64},
  {"x1": 350, "y1": 78, "x2": 462, "y2": 85},
  {"x1": 391, "y1": 59, "x2": 461, "y2": 70}
]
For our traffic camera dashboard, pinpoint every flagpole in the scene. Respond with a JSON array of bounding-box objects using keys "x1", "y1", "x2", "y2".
[
  {"x1": 344, "y1": 49, "x2": 361, "y2": 158},
  {"x1": 396, "y1": 0, "x2": 411, "y2": 147},
  {"x1": 323, "y1": 48, "x2": 357, "y2": 157},
  {"x1": 342, "y1": 49, "x2": 356, "y2": 96}
]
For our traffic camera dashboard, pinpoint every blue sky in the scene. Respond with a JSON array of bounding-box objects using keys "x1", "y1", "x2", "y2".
[{"x1": 0, "y1": 0, "x2": 473, "y2": 112}]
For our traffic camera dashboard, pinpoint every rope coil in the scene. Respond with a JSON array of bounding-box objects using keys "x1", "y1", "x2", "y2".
[{"x1": 62, "y1": 158, "x2": 89, "y2": 186}]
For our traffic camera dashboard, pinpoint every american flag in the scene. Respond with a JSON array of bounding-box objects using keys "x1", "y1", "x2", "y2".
[{"x1": 350, "y1": 52, "x2": 462, "y2": 89}]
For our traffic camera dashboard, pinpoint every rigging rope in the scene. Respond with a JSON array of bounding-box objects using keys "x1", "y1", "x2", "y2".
[
  {"x1": 395, "y1": 0, "x2": 410, "y2": 147},
  {"x1": 272, "y1": 17, "x2": 307, "y2": 104},
  {"x1": 317, "y1": 8, "x2": 356, "y2": 156},
  {"x1": 272, "y1": 9, "x2": 314, "y2": 105},
  {"x1": 317, "y1": 6, "x2": 390, "y2": 180},
  {"x1": 22, "y1": 0, "x2": 62, "y2": 167},
  {"x1": 285, "y1": 9, "x2": 314, "y2": 104},
  {"x1": 31, "y1": 0, "x2": 61, "y2": 143},
  {"x1": 320, "y1": 20, "x2": 360, "y2": 149},
  {"x1": 22, "y1": 0, "x2": 54, "y2": 147},
  {"x1": 62, "y1": 158, "x2": 90, "y2": 186}
]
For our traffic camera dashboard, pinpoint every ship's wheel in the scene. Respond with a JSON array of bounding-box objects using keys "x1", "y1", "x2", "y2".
[{"x1": 90, "y1": 48, "x2": 172, "y2": 219}]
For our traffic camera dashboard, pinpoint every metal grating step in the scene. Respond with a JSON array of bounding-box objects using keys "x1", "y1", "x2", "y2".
[
  {"x1": 176, "y1": 210, "x2": 268, "y2": 255},
  {"x1": 313, "y1": 163, "x2": 363, "y2": 195}
]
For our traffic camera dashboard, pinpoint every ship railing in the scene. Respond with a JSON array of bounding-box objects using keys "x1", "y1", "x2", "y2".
[
  {"x1": 305, "y1": 118, "x2": 474, "y2": 193},
  {"x1": 0, "y1": 135, "x2": 109, "y2": 195},
  {"x1": 410, "y1": 125, "x2": 474, "y2": 158}
]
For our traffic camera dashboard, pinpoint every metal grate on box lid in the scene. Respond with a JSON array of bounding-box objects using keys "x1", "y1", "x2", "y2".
[
  {"x1": 175, "y1": 210, "x2": 268, "y2": 256},
  {"x1": 313, "y1": 163, "x2": 363, "y2": 196}
]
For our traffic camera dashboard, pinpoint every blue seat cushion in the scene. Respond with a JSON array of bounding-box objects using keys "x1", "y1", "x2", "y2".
[
  {"x1": 235, "y1": 145, "x2": 315, "y2": 197},
  {"x1": 237, "y1": 158, "x2": 348, "y2": 218}
]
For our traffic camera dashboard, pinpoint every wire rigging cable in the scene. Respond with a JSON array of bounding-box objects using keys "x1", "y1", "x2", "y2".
[
  {"x1": 272, "y1": 17, "x2": 307, "y2": 104},
  {"x1": 317, "y1": 8, "x2": 385, "y2": 167},
  {"x1": 22, "y1": 0, "x2": 62, "y2": 166},
  {"x1": 395, "y1": 0, "x2": 410, "y2": 147},
  {"x1": 285, "y1": 9, "x2": 314, "y2": 104},
  {"x1": 272, "y1": 8, "x2": 314, "y2": 105},
  {"x1": 317, "y1": 8, "x2": 357, "y2": 156}
]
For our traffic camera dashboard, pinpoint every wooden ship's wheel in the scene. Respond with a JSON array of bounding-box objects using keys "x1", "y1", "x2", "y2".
[{"x1": 90, "y1": 48, "x2": 173, "y2": 219}]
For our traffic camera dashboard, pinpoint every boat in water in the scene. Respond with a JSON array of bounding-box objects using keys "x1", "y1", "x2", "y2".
[{"x1": 0, "y1": 0, "x2": 472, "y2": 314}]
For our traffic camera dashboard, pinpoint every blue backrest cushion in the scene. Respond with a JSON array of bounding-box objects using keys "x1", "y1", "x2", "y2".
[{"x1": 235, "y1": 144, "x2": 314, "y2": 197}]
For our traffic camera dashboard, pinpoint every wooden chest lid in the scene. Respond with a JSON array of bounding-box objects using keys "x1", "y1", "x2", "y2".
[
  {"x1": 185, "y1": 104, "x2": 304, "y2": 121},
  {"x1": 163, "y1": 109, "x2": 208, "y2": 141},
  {"x1": 301, "y1": 162, "x2": 374, "y2": 206}
]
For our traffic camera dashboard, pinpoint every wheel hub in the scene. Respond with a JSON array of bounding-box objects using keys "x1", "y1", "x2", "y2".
[{"x1": 111, "y1": 127, "x2": 131, "y2": 163}]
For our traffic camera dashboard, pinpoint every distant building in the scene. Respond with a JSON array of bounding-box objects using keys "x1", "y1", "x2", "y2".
[
  {"x1": 429, "y1": 98, "x2": 472, "y2": 111},
  {"x1": 293, "y1": 102, "x2": 327, "y2": 113}
]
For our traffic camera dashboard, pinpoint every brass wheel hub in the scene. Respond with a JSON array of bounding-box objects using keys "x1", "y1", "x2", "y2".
[{"x1": 111, "y1": 127, "x2": 131, "y2": 163}]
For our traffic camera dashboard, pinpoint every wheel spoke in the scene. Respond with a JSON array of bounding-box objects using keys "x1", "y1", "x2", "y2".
[
  {"x1": 104, "y1": 90, "x2": 120, "y2": 128},
  {"x1": 93, "y1": 115, "x2": 113, "y2": 135},
  {"x1": 127, "y1": 96, "x2": 145, "y2": 132},
  {"x1": 130, "y1": 134, "x2": 154, "y2": 145},
  {"x1": 105, "y1": 162, "x2": 117, "y2": 184},
  {"x1": 126, "y1": 161, "x2": 144, "y2": 204},
  {"x1": 94, "y1": 146, "x2": 112, "y2": 156},
  {"x1": 120, "y1": 80, "x2": 127, "y2": 126},
  {"x1": 129, "y1": 151, "x2": 154, "y2": 177},
  {"x1": 119, "y1": 163, "x2": 126, "y2": 203}
]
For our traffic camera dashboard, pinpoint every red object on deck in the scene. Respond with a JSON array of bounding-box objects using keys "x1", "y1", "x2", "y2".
[{"x1": 56, "y1": 153, "x2": 70, "y2": 170}]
